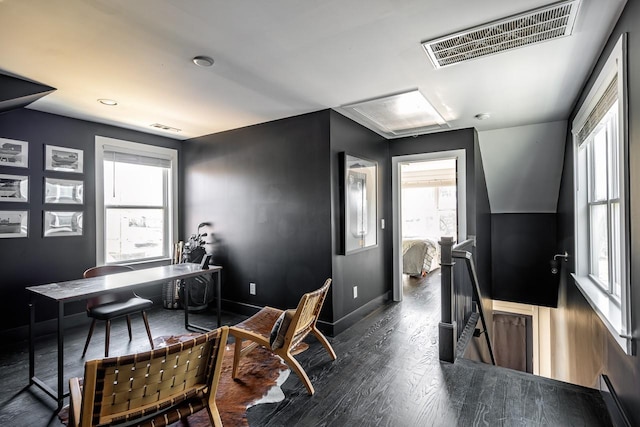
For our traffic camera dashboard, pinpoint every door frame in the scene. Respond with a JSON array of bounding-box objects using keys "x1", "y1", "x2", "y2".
[{"x1": 392, "y1": 150, "x2": 467, "y2": 301}]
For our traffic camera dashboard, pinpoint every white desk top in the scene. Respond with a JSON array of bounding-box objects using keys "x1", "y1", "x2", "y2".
[{"x1": 26, "y1": 263, "x2": 222, "y2": 302}]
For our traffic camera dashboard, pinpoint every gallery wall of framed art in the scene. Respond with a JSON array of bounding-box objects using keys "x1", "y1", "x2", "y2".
[{"x1": 0, "y1": 138, "x2": 85, "y2": 238}]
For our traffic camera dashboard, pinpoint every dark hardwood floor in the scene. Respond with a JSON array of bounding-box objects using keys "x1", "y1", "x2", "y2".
[{"x1": 0, "y1": 271, "x2": 611, "y2": 426}]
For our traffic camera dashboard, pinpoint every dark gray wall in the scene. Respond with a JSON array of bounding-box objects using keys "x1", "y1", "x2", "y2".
[
  {"x1": 491, "y1": 214, "x2": 558, "y2": 307},
  {"x1": 182, "y1": 111, "x2": 334, "y2": 321},
  {"x1": 0, "y1": 109, "x2": 180, "y2": 332},
  {"x1": 556, "y1": 1, "x2": 640, "y2": 424},
  {"x1": 182, "y1": 110, "x2": 391, "y2": 333},
  {"x1": 329, "y1": 111, "x2": 389, "y2": 331}
]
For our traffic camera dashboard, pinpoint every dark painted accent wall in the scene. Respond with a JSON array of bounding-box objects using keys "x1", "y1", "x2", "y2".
[
  {"x1": 182, "y1": 111, "x2": 335, "y2": 322},
  {"x1": 474, "y1": 131, "x2": 493, "y2": 334},
  {"x1": 329, "y1": 111, "x2": 389, "y2": 329},
  {"x1": 0, "y1": 109, "x2": 180, "y2": 332},
  {"x1": 555, "y1": 2, "x2": 640, "y2": 424},
  {"x1": 491, "y1": 213, "x2": 558, "y2": 307},
  {"x1": 182, "y1": 110, "x2": 390, "y2": 334}
]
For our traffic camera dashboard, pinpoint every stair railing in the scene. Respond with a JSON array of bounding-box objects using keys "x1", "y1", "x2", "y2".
[{"x1": 439, "y1": 236, "x2": 495, "y2": 365}]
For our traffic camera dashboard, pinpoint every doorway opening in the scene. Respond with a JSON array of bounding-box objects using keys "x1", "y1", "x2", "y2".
[{"x1": 392, "y1": 150, "x2": 466, "y2": 301}]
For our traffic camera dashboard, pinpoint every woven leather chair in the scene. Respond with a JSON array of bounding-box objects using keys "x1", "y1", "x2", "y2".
[
  {"x1": 230, "y1": 278, "x2": 336, "y2": 395},
  {"x1": 68, "y1": 327, "x2": 229, "y2": 427},
  {"x1": 82, "y1": 265, "x2": 154, "y2": 358}
]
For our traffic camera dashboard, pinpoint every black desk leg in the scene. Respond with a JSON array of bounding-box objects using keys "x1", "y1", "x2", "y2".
[
  {"x1": 29, "y1": 299, "x2": 34, "y2": 384},
  {"x1": 57, "y1": 301, "x2": 64, "y2": 408}
]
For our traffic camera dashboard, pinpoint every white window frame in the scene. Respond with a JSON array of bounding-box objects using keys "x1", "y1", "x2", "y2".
[
  {"x1": 572, "y1": 34, "x2": 632, "y2": 355},
  {"x1": 95, "y1": 136, "x2": 178, "y2": 266}
]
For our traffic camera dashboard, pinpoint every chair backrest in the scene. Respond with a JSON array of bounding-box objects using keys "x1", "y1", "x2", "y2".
[
  {"x1": 77, "y1": 326, "x2": 229, "y2": 426},
  {"x1": 83, "y1": 265, "x2": 134, "y2": 307},
  {"x1": 83, "y1": 265, "x2": 134, "y2": 278},
  {"x1": 283, "y1": 278, "x2": 332, "y2": 349}
]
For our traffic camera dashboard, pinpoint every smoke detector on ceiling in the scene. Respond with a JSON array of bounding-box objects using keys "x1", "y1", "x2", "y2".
[{"x1": 422, "y1": 0, "x2": 581, "y2": 68}]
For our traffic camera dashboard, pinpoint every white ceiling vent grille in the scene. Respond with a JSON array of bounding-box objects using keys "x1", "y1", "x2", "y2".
[
  {"x1": 422, "y1": 0, "x2": 580, "y2": 68},
  {"x1": 337, "y1": 90, "x2": 449, "y2": 139},
  {"x1": 150, "y1": 123, "x2": 182, "y2": 132}
]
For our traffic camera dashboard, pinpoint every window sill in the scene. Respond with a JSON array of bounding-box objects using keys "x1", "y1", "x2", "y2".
[{"x1": 571, "y1": 273, "x2": 631, "y2": 355}]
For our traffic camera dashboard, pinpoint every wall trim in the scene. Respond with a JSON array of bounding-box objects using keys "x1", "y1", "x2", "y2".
[
  {"x1": 331, "y1": 291, "x2": 391, "y2": 335},
  {"x1": 224, "y1": 293, "x2": 390, "y2": 337},
  {"x1": 1, "y1": 311, "x2": 91, "y2": 343}
]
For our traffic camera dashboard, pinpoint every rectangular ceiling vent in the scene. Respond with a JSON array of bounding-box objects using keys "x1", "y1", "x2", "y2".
[
  {"x1": 150, "y1": 123, "x2": 181, "y2": 132},
  {"x1": 422, "y1": 0, "x2": 580, "y2": 68},
  {"x1": 338, "y1": 90, "x2": 449, "y2": 139}
]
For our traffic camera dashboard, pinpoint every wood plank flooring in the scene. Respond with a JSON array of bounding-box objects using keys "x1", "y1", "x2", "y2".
[{"x1": 0, "y1": 271, "x2": 611, "y2": 426}]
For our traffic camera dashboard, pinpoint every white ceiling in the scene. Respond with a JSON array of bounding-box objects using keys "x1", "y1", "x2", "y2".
[{"x1": 0, "y1": 0, "x2": 627, "y2": 140}]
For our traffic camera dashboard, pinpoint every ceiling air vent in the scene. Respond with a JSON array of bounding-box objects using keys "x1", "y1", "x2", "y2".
[
  {"x1": 150, "y1": 123, "x2": 181, "y2": 132},
  {"x1": 422, "y1": 0, "x2": 580, "y2": 68},
  {"x1": 337, "y1": 90, "x2": 449, "y2": 139}
]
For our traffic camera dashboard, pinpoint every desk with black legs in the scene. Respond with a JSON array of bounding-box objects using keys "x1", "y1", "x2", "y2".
[{"x1": 25, "y1": 263, "x2": 222, "y2": 408}]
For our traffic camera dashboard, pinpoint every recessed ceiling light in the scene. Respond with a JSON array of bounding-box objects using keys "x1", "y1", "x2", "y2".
[
  {"x1": 98, "y1": 99, "x2": 117, "y2": 106},
  {"x1": 475, "y1": 113, "x2": 491, "y2": 121},
  {"x1": 192, "y1": 56, "x2": 214, "y2": 67}
]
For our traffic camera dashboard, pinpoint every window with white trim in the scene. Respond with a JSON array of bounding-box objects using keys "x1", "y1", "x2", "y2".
[
  {"x1": 572, "y1": 34, "x2": 632, "y2": 355},
  {"x1": 96, "y1": 136, "x2": 178, "y2": 265}
]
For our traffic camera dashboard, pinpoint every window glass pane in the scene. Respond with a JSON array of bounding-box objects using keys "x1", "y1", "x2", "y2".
[
  {"x1": 611, "y1": 202, "x2": 621, "y2": 297},
  {"x1": 104, "y1": 161, "x2": 165, "y2": 206},
  {"x1": 608, "y1": 104, "x2": 620, "y2": 199},
  {"x1": 591, "y1": 127, "x2": 608, "y2": 202},
  {"x1": 105, "y1": 208, "x2": 164, "y2": 262},
  {"x1": 590, "y1": 204, "x2": 609, "y2": 286},
  {"x1": 401, "y1": 187, "x2": 436, "y2": 238}
]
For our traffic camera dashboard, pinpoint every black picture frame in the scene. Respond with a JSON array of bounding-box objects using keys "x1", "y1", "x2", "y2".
[{"x1": 340, "y1": 152, "x2": 378, "y2": 254}]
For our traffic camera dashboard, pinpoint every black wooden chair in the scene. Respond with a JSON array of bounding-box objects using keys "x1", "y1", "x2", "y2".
[{"x1": 81, "y1": 265, "x2": 154, "y2": 357}]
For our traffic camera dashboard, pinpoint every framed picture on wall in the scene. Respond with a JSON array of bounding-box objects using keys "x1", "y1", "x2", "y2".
[
  {"x1": 0, "y1": 138, "x2": 28, "y2": 168},
  {"x1": 44, "y1": 178, "x2": 83, "y2": 204},
  {"x1": 44, "y1": 145, "x2": 83, "y2": 173},
  {"x1": 0, "y1": 174, "x2": 28, "y2": 202},
  {"x1": 340, "y1": 152, "x2": 378, "y2": 254},
  {"x1": 0, "y1": 210, "x2": 28, "y2": 238},
  {"x1": 43, "y1": 210, "x2": 83, "y2": 237}
]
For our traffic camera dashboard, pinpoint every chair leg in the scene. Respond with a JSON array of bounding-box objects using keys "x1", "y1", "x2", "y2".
[
  {"x1": 142, "y1": 311, "x2": 154, "y2": 349},
  {"x1": 281, "y1": 351, "x2": 315, "y2": 395},
  {"x1": 205, "y1": 403, "x2": 223, "y2": 427},
  {"x1": 126, "y1": 315, "x2": 132, "y2": 341},
  {"x1": 105, "y1": 320, "x2": 111, "y2": 357},
  {"x1": 82, "y1": 319, "x2": 96, "y2": 358},
  {"x1": 232, "y1": 338, "x2": 243, "y2": 379},
  {"x1": 312, "y1": 326, "x2": 337, "y2": 360}
]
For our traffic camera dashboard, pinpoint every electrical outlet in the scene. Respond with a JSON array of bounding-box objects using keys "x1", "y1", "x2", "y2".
[
  {"x1": 353, "y1": 285, "x2": 358, "y2": 299},
  {"x1": 249, "y1": 282, "x2": 256, "y2": 295}
]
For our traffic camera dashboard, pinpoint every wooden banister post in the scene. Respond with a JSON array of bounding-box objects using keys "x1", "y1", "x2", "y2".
[{"x1": 439, "y1": 236, "x2": 456, "y2": 362}]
